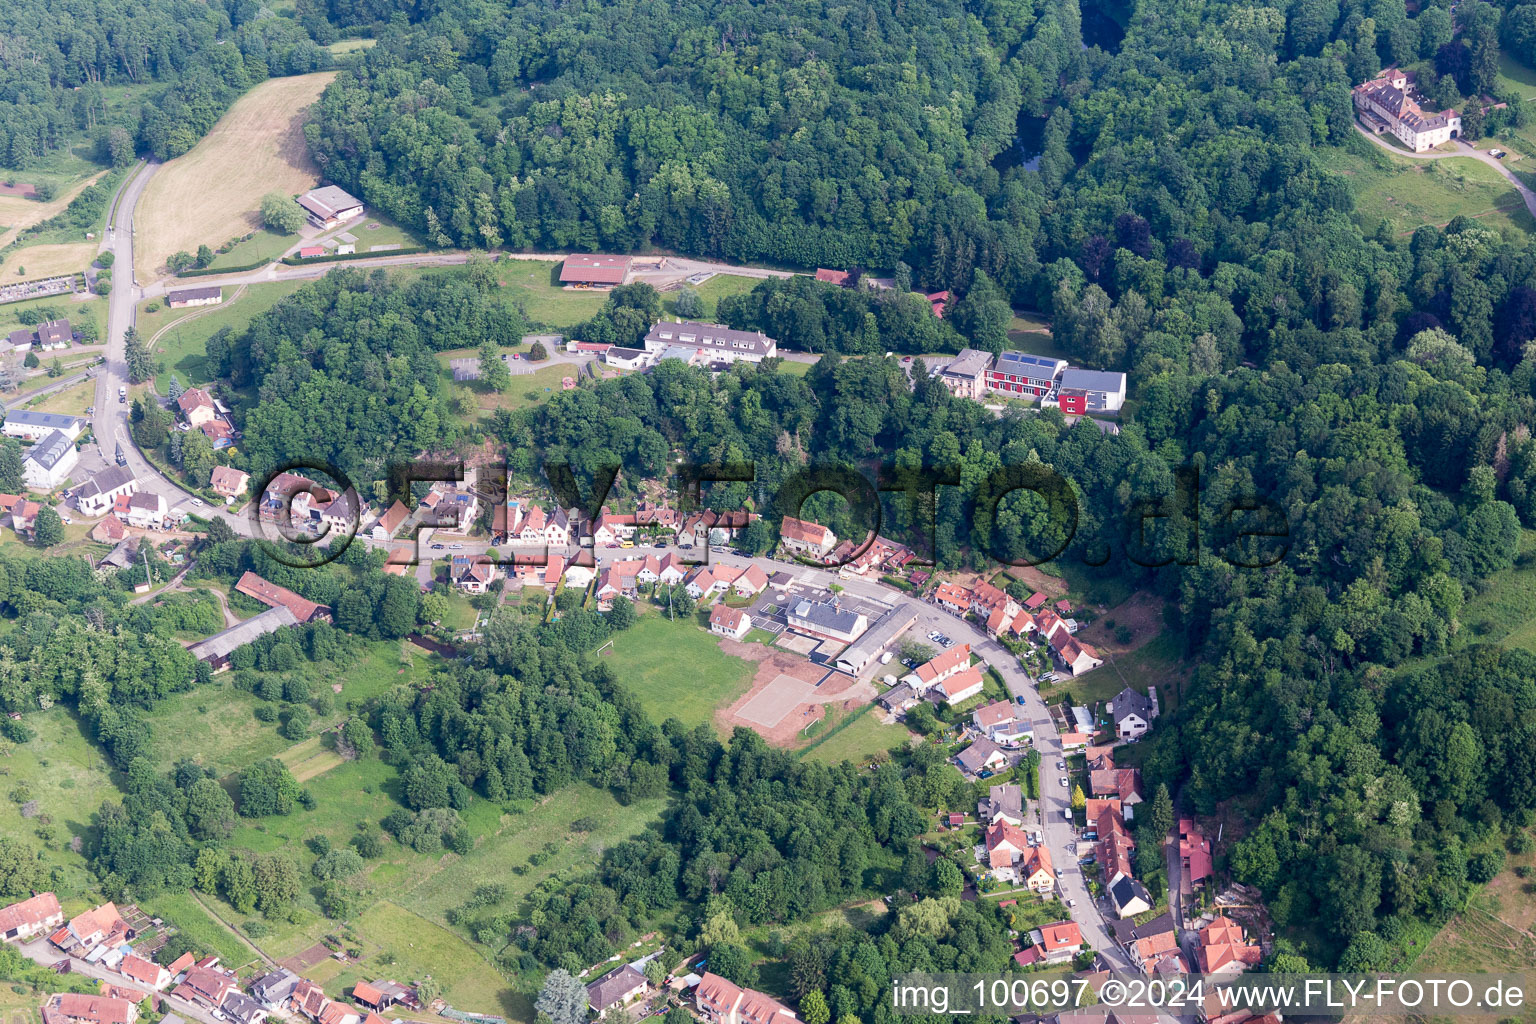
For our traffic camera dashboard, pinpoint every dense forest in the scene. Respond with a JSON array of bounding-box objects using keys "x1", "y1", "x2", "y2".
[{"x1": 0, "y1": 0, "x2": 333, "y2": 168}]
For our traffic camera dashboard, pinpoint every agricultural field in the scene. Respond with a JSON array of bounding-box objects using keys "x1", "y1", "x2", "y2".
[
  {"x1": 135, "y1": 72, "x2": 336, "y2": 279},
  {"x1": 603, "y1": 610, "x2": 757, "y2": 729},
  {"x1": 2, "y1": 241, "x2": 97, "y2": 278},
  {"x1": 0, "y1": 707, "x2": 123, "y2": 898},
  {"x1": 139, "y1": 279, "x2": 308, "y2": 394},
  {"x1": 1315, "y1": 144, "x2": 1534, "y2": 237}
]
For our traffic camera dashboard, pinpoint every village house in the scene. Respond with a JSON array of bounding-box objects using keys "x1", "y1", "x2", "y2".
[
  {"x1": 694, "y1": 972, "x2": 797, "y2": 1024},
  {"x1": 1179, "y1": 819, "x2": 1214, "y2": 890},
  {"x1": 117, "y1": 955, "x2": 170, "y2": 991},
  {"x1": 932, "y1": 580, "x2": 973, "y2": 615},
  {"x1": 210, "y1": 466, "x2": 250, "y2": 502},
  {"x1": 1025, "y1": 921, "x2": 1081, "y2": 964},
  {"x1": 1034, "y1": 608, "x2": 1069, "y2": 642},
  {"x1": 875, "y1": 681, "x2": 919, "y2": 713},
  {"x1": 585, "y1": 965, "x2": 648, "y2": 1019},
  {"x1": 221, "y1": 992, "x2": 268, "y2": 1024},
  {"x1": 23, "y1": 429, "x2": 78, "y2": 490},
  {"x1": 37, "y1": 319, "x2": 71, "y2": 350},
  {"x1": 115, "y1": 492, "x2": 167, "y2": 531},
  {"x1": 1096, "y1": 808, "x2": 1136, "y2": 882},
  {"x1": 1090, "y1": 763, "x2": 1144, "y2": 806},
  {"x1": 902, "y1": 643, "x2": 972, "y2": 692},
  {"x1": 977, "y1": 783, "x2": 1025, "y2": 826},
  {"x1": 1353, "y1": 68, "x2": 1462, "y2": 151},
  {"x1": 370, "y1": 500, "x2": 409, "y2": 540},
  {"x1": 984, "y1": 820, "x2": 1028, "y2": 872},
  {"x1": 779, "y1": 517, "x2": 837, "y2": 560},
  {"x1": 1050, "y1": 630, "x2": 1104, "y2": 677},
  {"x1": 451, "y1": 553, "x2": 497, "y2": 594},
  {"x1": 956, "y1": 736, "x2": 1008, "y2": 775},
  {"x1": 296, "y1": 186, "x2": 364, "y2": 229},
  {"x1": 974, "y1": 699, "x2": 1033, "y2": 744},
  {"x1": 938, "y1": 348, "x2": 994, "y2": 400},
  {"x1": 44, "y1": 994, "x2": 137, "y2": 1024},
  {"x1": 1197, "y1": 916, "x2": 1262, "y2": 975},
  {"x1": 1109, "y1": 687, "x2": 1154, "y2": 740},
  {"x1": 1117, "y1": 914, "x2": 1181, "y2": 974},
  {"x1": 933, "y1": 664, "x2": 985, "y2": 705},
  {"x1": 2, "y1": 410, "x2": 85, "y2": 442},
  {"x1": 51, "y1": 902, "x2": 129, "y2": 955},
  {"x1": 814, "y1": 268, "x2": 852, "y2": 286},
  {"x1": 258, "y1": 473, "x2": 334, "y2": 526},
  {"x1": 677, "y1": 508, "x2": 757, "y2": 547},
  {"x1": 171, "y1": 961, "x2": 238, "y2": 1010},
  {"x1": 176, "y1": 388, "x2": 216, "y2": 428},
  {"x1": 968, "y1": 581, "x2": 1018, "y2": 620},
  {"x1": 422, "y1": 487, "x2": 478, "y2": 533},
  {"x1": 10, "y1": 499, "x2": 39, "y2": 536},
  {"x1": 709, "y1": 604, "x2": 752, "y2": 640},
  {"x1": 166, "y1": 286, "x2": 223, "y2": 308},
  {"x1": 1108, "y1": 872, "x2": 1154, "y2": 919},
  {"x1": 0, "y1": 891, "x2": 63, "y2": 942}
]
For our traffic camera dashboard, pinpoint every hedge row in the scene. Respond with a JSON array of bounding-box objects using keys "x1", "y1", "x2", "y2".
[
  {"x1": 178, "y1": 259, "x2": 272, "y2": 277},
  {"x1": 280, "y1": 246, "x2": 430, "y2": 266}
]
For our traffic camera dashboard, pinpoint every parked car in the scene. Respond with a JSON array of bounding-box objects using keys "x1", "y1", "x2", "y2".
[
  {"x1": 1056, "y1": 761, "x2": 1065, "y2": 770},
  {"x1": 940, "y1": 637, "x2": 955, "y2": 648},
  {"x1": 1015, "y1": 695, "x2": 1026, "y2": 705},
  {"x1": 1067, "y1": 898, "x2": 1078, "y2": 908},
  {"x1": 432, "y1": 543, "x2": 445, "y2": 549},
  {"x1": 1059, "y1": 777, "x2": 1068, "y2": 787},
  {"x1": 1062, "y1": 808, "x2": 1071, "y2": 821},
  {"x1": 190, "y1": 498, "x2": 203, "y2": 507},
  {"x1": 451, "y1": 543, "x2": 464, "y2": 549}
]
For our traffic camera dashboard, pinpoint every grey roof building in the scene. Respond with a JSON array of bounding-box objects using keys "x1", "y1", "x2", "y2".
[
  {"x1": 1109, "y1": 687, "x2": 1152, "y2": 725},
  {"x1": 955, "y1": 737, "x2": 1004, "y2": 774},
  {"x1": 248, "y1": 968, "x2": 302, "y2": 1009},
  {"x1": 189, "y1": 606, "x2": 300, "y2": 670},
  {"x1": 26, "y1": 429, "x2": 75, "y2": 470},
  {"x1": 978, "y1": 783, "x2": 1024, "y2": 823},
  {"x1": 643, "y1": 320, "x2": 777, "y2": 362},
  {"x1": 787, "y1": 597, "x2": 867, "y2": 642},
  {"x1": 3, "y1": 409, "x2": 85, "y2": 436},
  {"x1": 834, "y1": 604, "x2": 916, "y2": 675}
]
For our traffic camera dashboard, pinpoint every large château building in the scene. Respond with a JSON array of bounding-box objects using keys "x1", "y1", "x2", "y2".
[{"x1": 1353, "y1": 68, "x2": 1461, "y2": 152}]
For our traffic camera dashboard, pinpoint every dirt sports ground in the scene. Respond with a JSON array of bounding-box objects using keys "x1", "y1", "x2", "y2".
[
  {"x1": 135, "y1": 71, "x2": 336, "y2": 278},
  {"x1": 715, "y1": 641, "x2": 876, "y2": 746}
]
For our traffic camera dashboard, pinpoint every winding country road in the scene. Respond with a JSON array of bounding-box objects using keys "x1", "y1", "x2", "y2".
[{"x1": 1353, "y1": 122, "x2": 1536, "y2": 220}]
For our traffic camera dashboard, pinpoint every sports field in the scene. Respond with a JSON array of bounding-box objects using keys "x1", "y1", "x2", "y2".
[
  {"x1": 603, "y1": 611, "x2": 756, "y2": 729},
  {"x1": 135, "y1": 72, "x2": 336, "y2": 279}
]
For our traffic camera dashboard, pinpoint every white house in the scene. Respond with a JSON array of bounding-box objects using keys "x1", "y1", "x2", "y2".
[
  {"x1": 709, "y1": 604, "x2": 751, "y2": 640},
  {"x1": 23, "y1": 429, "x2": 78, "y2": 490},
  {"x1": 974, "y1": 700, "x2": 1032, "y2": 743},
  {"x1": 3, "y1": 410, "x2": 84, "y2": 442},
  {"x1": 74, "y1": 465, "x2": 138, "y2": 516}
]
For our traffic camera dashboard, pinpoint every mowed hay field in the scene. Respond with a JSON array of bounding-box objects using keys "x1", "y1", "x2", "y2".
[
  {"x1": 135, "y1": 72, "x2": 336, "y2": 279},
  {"x1": 4, "y1": 240, "x2": 96, "y2": 277}
]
